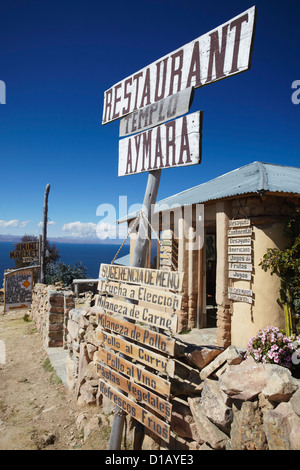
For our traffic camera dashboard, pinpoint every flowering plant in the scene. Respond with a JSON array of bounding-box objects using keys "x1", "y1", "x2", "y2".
[{"x1": 247, "y1": 326, "x2": 300, "y2": 369}]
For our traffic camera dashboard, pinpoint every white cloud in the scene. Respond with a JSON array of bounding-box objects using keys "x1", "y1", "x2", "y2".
[
  {"x1": 61, "y1": 221, "x2": 127, "y2": 240},
  {"x1": 0, "y1": 219, "x2": 31, "y2": 228},
  {"x1": 62, "y1": 221, "x2": 98, "y2": 238},
  {"x1": 37, "y1": 220, "x2": 56, "y2": 227}
]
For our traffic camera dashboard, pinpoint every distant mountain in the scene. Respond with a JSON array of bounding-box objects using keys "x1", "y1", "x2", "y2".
[
  {"x1": 0, "y1": 234, "x2": 129, "y2": 245},
  {"x1": 0, "y1": 234, "x2": 22, "y2": 242}
]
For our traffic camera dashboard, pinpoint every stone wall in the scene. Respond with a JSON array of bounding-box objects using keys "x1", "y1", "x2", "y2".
[
  {"x1": 65, "y1": 305, "x2": 300, "y2": 450},
  {"x1": 30, "y1": 283, "x2": 75, "y2": 348}
]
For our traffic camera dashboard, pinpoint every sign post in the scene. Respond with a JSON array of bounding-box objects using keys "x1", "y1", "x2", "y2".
[{"x1": 101, "y1": 6, "x2": 256, "y2": 450}]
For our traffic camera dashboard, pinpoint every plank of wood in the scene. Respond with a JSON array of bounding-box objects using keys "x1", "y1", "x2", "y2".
[
  {"x1": 228, "y1": 246, "x2": 252, "y2": 254},
  {"x1": 118, "y1": 112, "x2": 202, "y2": 176},
  {"x1": 97, "y1": 294, "x2": 178, "y2": 334},
  {"x1": 228, "y1": 293, "x2": 253, "y2": 304},
  {"x1": 119, "y1": 87, "x2": 194, "y2": 137},
  {"x1": 228, "y1": 227, "x2": 252, "y2": 237},
  {"x1": 228, "y1": 219, "x2": 251, "y2": 227},
  {"x1": 228, "y1": 237, "x2": 252, "y2": 246},
  {"x1": 228, "y1": 254, "x2": 252, "y2": 263},
  {"x1": 94, "y1": 349, "x2": 171, "y2": 398},
  {"x1": 98, "y1": 279, "x2": 182, "y2": 311},
  {"x1": 96, "y1": 362, "x2": 172, "y2": 420},
  {"x1": 102, "y1": 6, "x2": 256, "y2": 124},
  {"x1": 96, "y1": 310, "x2": 176, "y2": 355},
  {"x1": 98, "y1": 379, "x2": 170, "y2": 442},
  {"x1": 99, "y1": 263, "x2": 184, "y2": 292},
  {"x1": 228, "y1": 262, "x2": 253, "y2": 272},
  {"x1": 97, "y1": 329, "x2": 175, "y2": 377},
  {"x1": 228, "y1": 270, "x2": 252, "y2": 281},
  {"x1": 228, "y1": 286, "x2": 253, "y2": 297}
]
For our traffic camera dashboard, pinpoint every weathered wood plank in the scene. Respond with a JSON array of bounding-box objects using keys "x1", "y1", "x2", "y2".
[
  {"x1": 228, "y1": 237, "x2": 252, "y2": 246},
  {"x1": 228, "y1": 227, "x2": 252, "y2": 237},
  {"x1": 228, "y1": 262, "x2": 253, "y2": 272},
  {"x1": 94, "y1": 349, "x2": 171, "y2": 398},
  {"x1": 96, "y1": 310, "x2": 176, "y2": 355},
  {"x1": 228, "y1": 293, "x2": 253, "y2": 304},
  {"x1": 98, "y1": 379, "x2": 170, "y2": 442},
  {"x1": 99, "y1": 264, "x2": 184, "y2": 292},
  {"x1": 229, "y1": 270, "x2": 252, "y2": 281},
  {"x1": 96, "y1": 362, "x2": 172, "y2": 420},
  {"x1": 119, "y1": 87, "x2": 194, "y2": 137},
  {"x1": 228, "y1": 246, "x2": 252, "y2": 254},
  {"x1": 118, "y1": 112, "x2": 202, "y2": 176},
  {"x1": 98, "y1": 279, "x2": 182, "y2": 311},
  {"x1": 228, "y1": 254, "x2": 252, "y2": 263},
  {"x1": 228, "y1": 219, "x2": 251, "y2": 228},
  {"x1": 228, "y1": 286, "x2": 253, "y2": 297},
  {"x1": 97, "y1": 329, "x2": 175, "y2": 377},
  {"x1": 97, "y1": 294, "x2": 178, "y2": 334},
  {"x1": 102, "y1": 6, "x2": 256, "y2": 124}
]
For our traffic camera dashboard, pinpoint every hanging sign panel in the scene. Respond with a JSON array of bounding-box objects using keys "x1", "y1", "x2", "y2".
[
  {"x1": 118, "y1": 111, "x2": 202, "y2": 177},
  {"x1": 119, "y1": 87, "x2": 194, "y2": 137},
  {"x1": 102, "y1": 6, "x2": 256, "y2": 124},
  {"x1": 4, "y1": 269, "x2": 33, "y2": 312},
  {"x1": 98, "y1": 278, "x2": 182, "y2": 311},
  {"x1": 99, "y1": 263, "x2": 183, "y2": 291}
]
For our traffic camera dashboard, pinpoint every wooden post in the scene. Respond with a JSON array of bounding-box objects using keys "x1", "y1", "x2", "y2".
[
  {"x1": 40, "y1": 184, "x2": 50, "y2": 284},
  {"x1": 108, "y1": 169, "x2": 161, "y2": 451}
]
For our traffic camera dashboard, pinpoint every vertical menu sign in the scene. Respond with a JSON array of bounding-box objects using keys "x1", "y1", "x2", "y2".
[
  {"x1": 228, "y1": 219, "x2": 253, "y2": 303},
  {"x1": 95, "y1": 264, "x2": 184, "y2": 442},
  {"x1": 4, "y1": 269, "x2": 33, "y2": 312}
]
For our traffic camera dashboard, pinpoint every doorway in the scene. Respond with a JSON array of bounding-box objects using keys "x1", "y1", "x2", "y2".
[{"x1": 205, "y1": 232, "x2": 217, "y2": 327}]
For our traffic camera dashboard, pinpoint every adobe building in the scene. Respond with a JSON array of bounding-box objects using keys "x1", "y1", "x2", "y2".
[{"x1": 118, "y1": 161, "x2": 300, "y2": 349}]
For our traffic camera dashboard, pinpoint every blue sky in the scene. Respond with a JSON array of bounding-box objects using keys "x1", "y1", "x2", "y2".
[{"x1": 0, "y1": 0, "x2": 299, "y2": 241}]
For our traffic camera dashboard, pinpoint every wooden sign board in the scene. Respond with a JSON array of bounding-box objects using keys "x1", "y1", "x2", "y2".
[
  {"x1": 99, "y1": 379, "x2": 170, "y2": 441},
  {"x1": 102, "y1": 6, "x2": 256, "y2": 124},
  {"x1": 229, "y1": 219, "x2": 251, "y2": 228},
  {"x1": 99, "y1": 263, "x2": 184, "y2": 292},
  {"x1": 10, "y1": 241, "x2": 39, "y2": 260},
  {"x1": 97, "y1": 329, "x2": 175, "y2": 377},
  {"x1": 228, "y1": 286, "x2": 253, "y2": 297},
  {"x1": 98, "y1": 279, "x2": 182, "y2": 311},
  {"x1": 229, "y1": 270, "x2": 252, "y2": 281},
  {"x1": 228, "y1": 292, "x2": 253, "y2": 304},
  {"x1": 228, "y1": 227, "x2": 252, "y2": 237},
  {"x1": 228, "y1": 237, "x2": 252, "y2": 246},
  {"x1": 4, "y1": 269, "x2": 33, "y2": 312},
  {"x1": 228, "y1": 246, "x2": 252, "y2": 255},
  {"x1": 97, "y1": 295, "x2": 178, "y2": 334},
  {"x1": 228, "y1": 254, "x2": 251, "y2": 263},
  {"x1": 96, "y1": 310, "x2": 176, "y2": 355},
  {"x1": 228, "y1": 262, "x2": 253, "y2": 272},
  {"x1": 96, "y1": 362, "x2": 172, "y2": 420},
  {"x1": 118, "y1": 111, "x2": 202, "y2": 177},
  {"x1": 119, "y1": 87, "x2": 194, "y2": 137},
  {"x1": 95, "y1": 349, "x2": 171, "y2": 398}
]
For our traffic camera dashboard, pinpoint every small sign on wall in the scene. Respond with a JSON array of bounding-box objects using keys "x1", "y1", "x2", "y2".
[{"x1": 227, "y1": 219, "x2": 253, "y2": 303}]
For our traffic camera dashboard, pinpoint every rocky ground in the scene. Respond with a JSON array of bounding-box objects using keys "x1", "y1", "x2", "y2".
[{"x1": 0, "y1": 306, "x2": 112, "y2": 450}]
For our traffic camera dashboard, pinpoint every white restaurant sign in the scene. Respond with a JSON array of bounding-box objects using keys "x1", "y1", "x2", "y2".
[
  {"x1": 118, "y1": 111, "x2": 202, "y2": 176},
  {"x1": 102, "y1": 6, "x2": 256, "y2": 125}
]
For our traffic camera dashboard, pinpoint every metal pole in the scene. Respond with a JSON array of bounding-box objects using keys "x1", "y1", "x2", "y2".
[
  {"x1": 108, "y1": 169, "x2": 161, "y2": 450},
  {"x1": 41, "y1": 184, "x2": 50, "y2": 284}
]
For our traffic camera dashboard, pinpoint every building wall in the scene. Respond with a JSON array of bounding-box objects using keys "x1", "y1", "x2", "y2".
[{"x1": 127, "y1": 194, "x2": 299, "y2": 345}]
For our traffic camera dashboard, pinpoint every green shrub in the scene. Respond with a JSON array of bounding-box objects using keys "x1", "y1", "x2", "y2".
[{"x1": 45, "y1": 261, "x2": 87, "y2": 287}]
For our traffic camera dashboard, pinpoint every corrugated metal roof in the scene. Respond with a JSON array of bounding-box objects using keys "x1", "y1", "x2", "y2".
[
  {"x1": 118, "y1": 161, "x2": 300, "y2": 223},
  {"x1": 114, "y1": 253, "x2": 130, "y2": 266}
]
